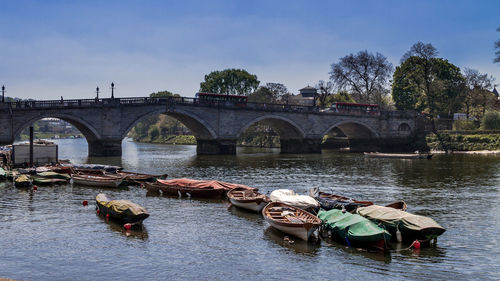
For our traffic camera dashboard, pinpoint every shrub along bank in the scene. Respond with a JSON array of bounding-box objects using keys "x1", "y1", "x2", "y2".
[{"x1": 426, "y1": 132, "x2": 500, "y2": 151}]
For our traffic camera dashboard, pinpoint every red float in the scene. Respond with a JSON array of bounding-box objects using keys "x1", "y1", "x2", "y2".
[
  {"x1": 124, "y1": 223, "x2": 132, "y2": 230},
  {"x1": 33, "y1": 185, "x2": 38, "y2": 191},
  {"x1": 82, "y1": 200, "x2": 88, "y2": 206},
  {"x1": 413, "y1": 240, "x2": 421, "y2": 249}
]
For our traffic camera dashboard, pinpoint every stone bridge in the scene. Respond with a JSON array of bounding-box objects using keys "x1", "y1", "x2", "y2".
[{"x1": 0, "y1": 97, "x2": 421, "y2": 156}]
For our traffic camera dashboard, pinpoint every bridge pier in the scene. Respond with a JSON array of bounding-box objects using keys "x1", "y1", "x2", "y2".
[
  {"x1": 88, "y1": 139, "x2": 122, "y2": 157},
  {"x1": 196, "y1": 139, "x2": 237, "y2": 155},
  {"x1": 280, "y1": 138, "x2": 322, "y2": 154}
]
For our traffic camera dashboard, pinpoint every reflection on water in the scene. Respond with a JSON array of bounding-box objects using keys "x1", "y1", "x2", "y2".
[
  {"x1": 320, "y1": 234, "x2": 392, "y2": 263},
  {"x1": 263, "y1": 227, "x2": 321, "y2": 255},
  {"x1": 0, "y1": 138, "x2": 498, "y2": 280},
  {"x1": 96, "y1": 214, "x2": 149, "y2": 240}
]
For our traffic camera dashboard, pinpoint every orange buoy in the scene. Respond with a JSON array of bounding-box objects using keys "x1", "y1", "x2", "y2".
[
  {"x1": 124, "y1": 223, "x2": 132, "y2": 230},
  {"x1": 413, "y1": 240, "x2": 421, "y2": 249},
  {"x1": 82, "y1": 200, "x2": 88, "y2": 206}
]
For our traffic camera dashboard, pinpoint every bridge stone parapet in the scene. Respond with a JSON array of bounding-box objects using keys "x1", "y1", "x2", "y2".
[{"x1": 0, "y1": 97, "x2": 422, "y2": 157}]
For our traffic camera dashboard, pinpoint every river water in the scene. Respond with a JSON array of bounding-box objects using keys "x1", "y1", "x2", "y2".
[{"x1": 0, "y1": 138, "x2": 499, "y2": 280}]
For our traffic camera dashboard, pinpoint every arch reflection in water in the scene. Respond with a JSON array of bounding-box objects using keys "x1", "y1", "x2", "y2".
[{"x1": 263, "y1": 227, "x2": 320, "y2": 255}]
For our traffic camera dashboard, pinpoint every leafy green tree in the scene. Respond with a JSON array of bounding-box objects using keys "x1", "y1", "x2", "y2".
[
  {"x1": 247, "y1": 83, "x2": 288, "y2": 103},
  {"x1": 463, "y1": 68, "x2": 496, "y2": 120},
  {"x1": 329, "y1": 50, "x2": 393, "y2": 105},
  {"x1": 200, "y1": 69, "x2": 259, "y2": 96},
  {"x1": 324, "y1": 91, "x2": 355, "y2": 106},
  {"x1": 265, "y1": 82, "x2": 289, "y2": 102},
  {"x1": 248, "y1": 87, "x2": 274, "y2": 103},
  {"x1": 150, "y1": 90, "x2": 180, "y2": 98},
  {"x1": 392, "y1": 42, "x2": 465, "y2": 131},
  {"x1": 481, "y1": 110, "x2": 500, "y2": 130},
  {"x1": 148, "y1": 125, "x2": 160, "y2": 140}
]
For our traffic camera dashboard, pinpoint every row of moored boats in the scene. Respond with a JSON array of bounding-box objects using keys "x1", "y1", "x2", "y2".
[{"x1": 1, "y1": 163, "x2": 445, "y2": 251}]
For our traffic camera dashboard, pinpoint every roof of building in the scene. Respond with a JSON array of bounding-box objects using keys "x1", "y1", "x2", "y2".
[{"x1": 299, "y1": 85, "x2": 317, "y2": 91}]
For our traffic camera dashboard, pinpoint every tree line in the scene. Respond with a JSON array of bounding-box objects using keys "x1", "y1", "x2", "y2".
[{"x1": 131, "y1": 35, "x2": 500, "y2": 143}]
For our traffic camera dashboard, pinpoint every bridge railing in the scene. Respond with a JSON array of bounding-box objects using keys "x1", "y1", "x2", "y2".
[{"x1": 3, "y1": 96, "x2": 413, "y2": 116}]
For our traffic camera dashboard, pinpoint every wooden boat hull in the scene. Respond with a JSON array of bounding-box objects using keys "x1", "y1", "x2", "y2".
[
  {"x1": 364, "y1": 152, "x2": 433, "y2": 159},
  {"x1": 72, "y1": 176, "x2": 123, "y2": 188},
  {"x1": 265, "y1": 219, "x2": 317, "y2": 241},
  {"x1": 262, "y1": 202, "x2": 321, "y2": 241},
  {"x1": 229, "y1": 198, "x2": 268, "y2": 212},
  {"x1": 227, "y1": 188, "x2": 269, "y2": 212},
  {"x1": 144, "y1": 182, "x2": 225, "y2": 198}
]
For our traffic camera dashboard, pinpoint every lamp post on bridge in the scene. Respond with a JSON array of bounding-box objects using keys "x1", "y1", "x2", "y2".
[
  {"x1": 111, "y1": 82, "x2": 115, "y2": 99},
  {"x1": 96, "y1": 86, "x2": 99, "y2": 99},
  {"x1": 2, "y1": 85, "x2": 5, "y2": 103}
]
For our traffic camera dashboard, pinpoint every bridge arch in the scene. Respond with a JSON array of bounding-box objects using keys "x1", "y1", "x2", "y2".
[
  {"x1": 321, "y1": 120, "x2": 380, "y2": 152},
  {"x1": 237, "y1": 115, "x2": 306, "y2": 140},
  {"x1": 321, "y1": 120, "x2": 380, "y2": 139},
  {"x1": 121, "y1": 108, "x2": 218, "y2": 140},
  {"x1": 237, "y1": 115, "x2": 315, "y2": 153},
  {"x1": 14, "y1": 113, "x2": 102, "y2": 143}
]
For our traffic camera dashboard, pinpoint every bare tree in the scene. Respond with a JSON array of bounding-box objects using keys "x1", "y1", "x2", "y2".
[
  {"x1": 495, "y1": 27, "x2": 500, "y2": 64},
  {"x1": 463, "y1": 68, "x2": 496, "y2": 119},
  {"x1": 401, "y1": 41, "x2": 438, "y2": 63},
  {"x1": 315, "y1": 80, "x2": 334, "y2": 107},
  {"x1": 264, "y1": 83, "x2": 289, "y2": 103},
  {"x1": 329, "y1": 50, "x2": 393, "y2": 105}
]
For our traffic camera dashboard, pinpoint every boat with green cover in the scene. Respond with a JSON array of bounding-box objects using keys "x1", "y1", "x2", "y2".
[
  {"x1": 356, "y1": 205, "x2": 445, "y2": 242},
  {"x1": 36, "y1": 171, "x2": 71, "y2": 180},
  {"x1": 318, "y1": 209, "x2": 391, "y2": 249},
  {"x1": 32, "y1": 176, "x2": 68, "y2": 185}
]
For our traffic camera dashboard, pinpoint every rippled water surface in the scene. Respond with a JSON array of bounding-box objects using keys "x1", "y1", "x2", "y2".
[{"x1": 1, "y1": 138, "x2": 499, "y2": 280}]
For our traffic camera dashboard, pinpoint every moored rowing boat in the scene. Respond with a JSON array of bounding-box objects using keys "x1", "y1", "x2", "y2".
[
  {"x1": 262, "y1": 202, "x2": 321, "y2": 241},
  {"x1": 14, "y1": 174, "x2": 32, "y2": 188},
  {"x1": 227, "y1": 188, "x2": 269, "y2": 212},
  {"x1": 356, "y1": 205, "x2": 445, "y2": 242},
  {"x1": 96, "y1": 193, "x2": 149, "y2": 224},
  {"x1": 72, "y1": 174, "x2": 123, "y2": 188},
  {"x1": 364, "y1": 152, "x2": 433, "y2": 159},
  {"x1": 318, "y1": 209, "x2": 391, "y2": 250}
]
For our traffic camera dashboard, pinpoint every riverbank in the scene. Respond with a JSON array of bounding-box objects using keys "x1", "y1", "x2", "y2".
[
  {"x1": 426, "y1": 132, "x2": 500, "y2": 152},
  {"x1": 132, "y1": 135, "x2": 196, "y2": 145}
]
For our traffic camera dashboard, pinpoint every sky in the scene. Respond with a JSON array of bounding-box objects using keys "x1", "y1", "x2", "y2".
[{"x1": 1, "y1": 0, "x2": 499, "y2": 100}]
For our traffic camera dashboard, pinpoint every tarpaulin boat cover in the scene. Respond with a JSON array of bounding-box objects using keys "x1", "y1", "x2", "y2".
[
  {"x1": 36, "y1": 171, "x2": 71, "y2": 180},
  {"x1": 96, "y1": 194, "x2": 148, "y2": 216},
  {"x1": 318, "y1": 209, "x2": 391, "y2": 242},
  {"x1": 356, "y1": 205, "x2": 445, "y2": 233},
  {"x1": 156, "y1": 178, "x2": 254, "y2": 190},
  {"x1": 270, "y1": 189, "x2": 320, "y2": 210}
]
